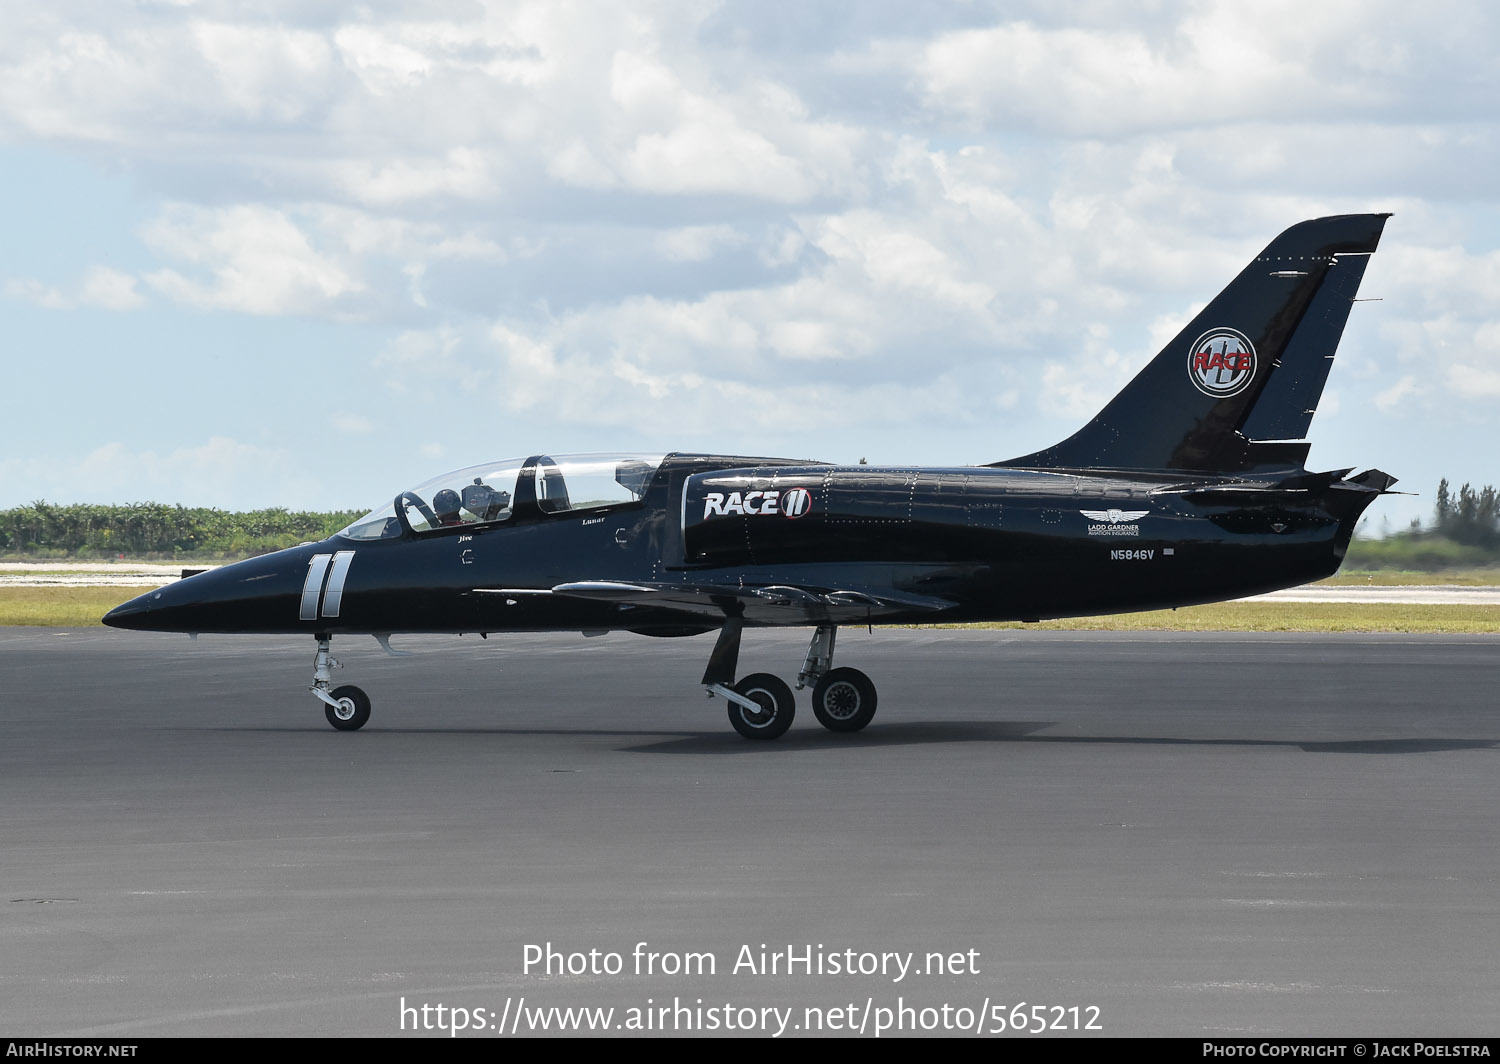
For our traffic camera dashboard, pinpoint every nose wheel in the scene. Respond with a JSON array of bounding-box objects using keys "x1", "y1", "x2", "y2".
[
  {"x1": 310, "y1": 635, "x2": 372, "y2": 731},
  {"x1": 324, "y1": 685, "x2": 371, "y2": 731}
]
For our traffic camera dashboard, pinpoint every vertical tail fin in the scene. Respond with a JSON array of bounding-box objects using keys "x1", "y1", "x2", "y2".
[{"x1": 1002, "y1": 213, "x2": 1390, "y2": 473}]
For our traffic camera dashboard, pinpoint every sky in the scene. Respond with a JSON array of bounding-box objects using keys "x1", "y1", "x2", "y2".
[{"x1": 2, "y1": 1, "x2": 1498, "y2": 534}]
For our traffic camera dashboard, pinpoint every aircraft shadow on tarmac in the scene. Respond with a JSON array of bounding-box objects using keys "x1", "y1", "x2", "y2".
[
  {"x1": 621, "y1": 726, "x2": 1500, "y2": 755},
  {"x1": 207, "y1": 722, "x2": 1499, "y2": 755},
  {"x1": 208, "y1": 721, "x2": 1051, "y2": 746}
]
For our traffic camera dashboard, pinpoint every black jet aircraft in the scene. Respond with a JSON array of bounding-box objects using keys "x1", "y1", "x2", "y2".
[{"x1": 105, "y1": 213, "x2": 1396, "y2": 739}]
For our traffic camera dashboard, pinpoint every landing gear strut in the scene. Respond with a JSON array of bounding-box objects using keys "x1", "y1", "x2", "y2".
[
  {"x1": 798, "y1": 626, "x2": 878, "y2": 733},
  {"x1": 701, "y1": 618, "x2": 796, "y2": 739},
  {"x1": 700, "y1": 621, "x2": 878, "y2": 739},
  {"x1": 310, "y1": 634, "x2": 370, "y2": 731}
]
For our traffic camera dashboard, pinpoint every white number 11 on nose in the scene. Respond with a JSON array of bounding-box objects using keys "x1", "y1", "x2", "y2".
[{"x1": 300, "y1": 551, "x2": 355, "y2": 620}]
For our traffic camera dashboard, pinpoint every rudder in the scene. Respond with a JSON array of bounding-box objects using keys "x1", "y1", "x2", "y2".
[{"x1": 1002, "y1": 213, "x2": 1390, "y2": 473}]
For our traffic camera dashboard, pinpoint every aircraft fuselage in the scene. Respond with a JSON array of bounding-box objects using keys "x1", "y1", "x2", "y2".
[{"x1": 105, "y1": 455, "x2": 1376, "y2": 636}]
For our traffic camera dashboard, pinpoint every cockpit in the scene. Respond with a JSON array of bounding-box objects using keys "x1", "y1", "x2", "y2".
[{"x1": 337, "y1": 453, "x2": 666, "y2": 541}]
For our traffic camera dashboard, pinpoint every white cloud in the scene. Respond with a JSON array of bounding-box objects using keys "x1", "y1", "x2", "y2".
[
  {"x1": 333, "y1": 23, "x2": 435, "y2": 92},
  {"x1": 141, "y1": 204, "x2": 361, "y2": 315},
  {"x1": 1037, "y1": 327, "x2": 1137, "y2": 420},
  {"x1": 0, "y1": 3, "x2": 868, "y2": 210},
  {"x1": 188, "y1": 20, "x2": 337, "y2": 122},
  {"x1": 305, "y1": 205, "x2": 511, "y2": 280},
  {"x1": 0, "y1": 15, "x2": 343, "y2": 144},
  {"x1": 1374, "y1": 375, "x2": 1420, "y2": 411},
  {"x1": 377, "y1": 324, "x2": 492, "y2": 396},
  {"x1": 546, "y1": 140, "x2": 618, "y2": 188},
  {"x1": 459, "y1": 202, "x2": 1031, "y2": 436},
  {"x1": 331, "y1": 147, "x2": 498, "y2": 206},
  {"x1": 78, "y1": 266, "x2": 146, "y2": 310},
  {"x1": 3, "y1": 278, "x2": 69, "y2": 309},
  {"x1": 599, "y1": 51, "x2": 862, "y2": 203},
  {"x1": 1363, "y1": 241, "x2": 1500, "y2": 408},
  {"x1": 0, "y1": 436, "x2": 316, "y2": 509},
  {"x1": 331, "y1": 413, "x2": 374, "y2": 434},
  {"x1": 4, "y1": 266, "x2": 144, "y2": 310},
  {"x1": 812, "y1": 210, "x2": 994, "y2": 311},
  {"x1": 654, "y1": 224, "x2": 745, "y2": 262},
  {"x1": 909, "y1": 2, "x2": 1495, "y2": 136},
  {"x1": 1445, "y1": 364, "x2": 1500, "y2": 400},
  {"x1": 0, "y1": 1, "x2": 1496, "y2": 509}
]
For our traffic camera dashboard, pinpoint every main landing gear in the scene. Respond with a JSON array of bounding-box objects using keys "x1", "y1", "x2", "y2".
[
  {"x1": 702, "y1": 621, "x2": 877, "y2": 740},
  {"x1": 310, "y1": 634, "x2": 371, "y2": 731},
  {"x1": 306, "y1": 624, "x2": 873, "y2": 738}
]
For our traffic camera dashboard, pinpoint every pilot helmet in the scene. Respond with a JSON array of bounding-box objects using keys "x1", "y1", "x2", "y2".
[{"x1": 433, "y1": 488, "x2": 461, "y2": 514}]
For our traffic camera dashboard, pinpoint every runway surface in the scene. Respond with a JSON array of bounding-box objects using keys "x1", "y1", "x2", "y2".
[
  {"x1": 2, "y1": 627, "x2": 1498, "y2": 1038},
  {"x1": 1247, "y1": 585, "x2": 1500, "y2": 605}
]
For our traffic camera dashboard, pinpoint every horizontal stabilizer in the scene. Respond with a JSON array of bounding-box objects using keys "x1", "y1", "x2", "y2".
[
  {"x1": 1347, "y1": 469, "x2": 1399, "y2": 492},
  {"x1": 1149, "y1": 466, "x2": 1398, "y2": 506}
]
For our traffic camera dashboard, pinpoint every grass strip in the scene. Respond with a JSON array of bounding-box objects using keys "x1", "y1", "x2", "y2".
[
  {"x1": 0, "y1": 587, "x2": 159, "y2": 627},
  {"x1": 1319, "y1": 568, "x2": 1500, "y2": 586},
  {"x1": 929, "y1": 601, "x2": 1500, "y2": 634}
]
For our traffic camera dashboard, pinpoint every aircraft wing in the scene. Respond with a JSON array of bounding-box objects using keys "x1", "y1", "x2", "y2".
[{"x1": 550, "y1": 580, "x2": 954, "y2": 625}]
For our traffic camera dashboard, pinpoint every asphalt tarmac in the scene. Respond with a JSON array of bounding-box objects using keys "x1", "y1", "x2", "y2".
[{"x1": 2, "y1": 626, "x2": 1497, "y2": 1038}]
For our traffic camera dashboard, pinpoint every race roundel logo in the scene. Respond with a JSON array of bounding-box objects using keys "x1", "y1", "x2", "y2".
[
  {"x1": 1187, "y1": 327, "x2": 1257, "y2": 398},
  {"x1": 782, "y1": 487, "x2": 812, "y2": 519}
]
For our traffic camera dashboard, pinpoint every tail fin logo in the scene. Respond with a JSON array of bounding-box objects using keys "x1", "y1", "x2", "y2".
[{"x1": 1188, "y1": 327, "x2": 1257, "y2": 397}]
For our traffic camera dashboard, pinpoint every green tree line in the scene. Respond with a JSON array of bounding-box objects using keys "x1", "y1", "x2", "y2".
[
  {"x1": 1432, "y1": 479, "x2": 1500, "y2": 548},
  {"x1": 1345, "y1": 477, "x2": 1500, "y2": 570},
  {"x1": 0, "y1": 501, "x2": 363, "y2": 559}
]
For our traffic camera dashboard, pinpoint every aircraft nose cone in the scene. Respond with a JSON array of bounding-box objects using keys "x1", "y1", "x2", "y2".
[
  {"x1": 103, "y1": 590, "x2": 160, "y2": 629},
  {"x1": 100, "y1": 544, "x2": 333, "y2": 633}
]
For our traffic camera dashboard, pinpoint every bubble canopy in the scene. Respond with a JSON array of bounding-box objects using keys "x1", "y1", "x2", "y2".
[{"x1": 337, "y1": 453, "x2": 666, "y2": 541}]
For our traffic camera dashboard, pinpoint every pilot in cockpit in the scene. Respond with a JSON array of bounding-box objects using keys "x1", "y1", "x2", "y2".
[{"x1": 432, "y1": 488, "x2": 466, "y2": 526}]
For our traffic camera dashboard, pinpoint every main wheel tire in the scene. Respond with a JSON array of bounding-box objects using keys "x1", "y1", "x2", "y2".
[
  {"x1": 727, "y1": 673, "x2": 795, "y2": 740},
  {"x1": 325, "y1": 685, "x2": 371, "y2": 731},
  {"x1": 811, "y1": 667, "x2": 877, "y2": 732}
]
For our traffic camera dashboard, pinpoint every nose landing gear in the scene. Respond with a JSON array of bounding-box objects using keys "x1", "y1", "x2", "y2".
[
  {"x1": 324, "y1": 685, "x2": 371, "y2": 731},
  {"x1": 310, "y1": 634, "x2": 371, "y2": 731}
]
